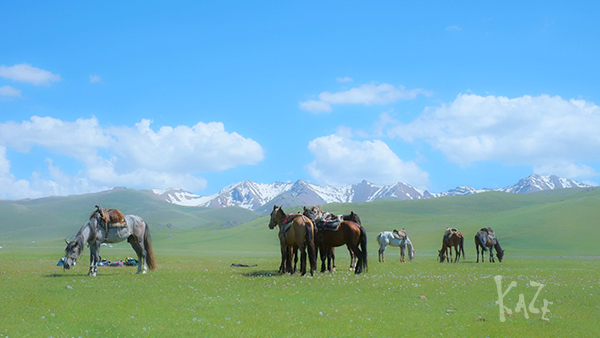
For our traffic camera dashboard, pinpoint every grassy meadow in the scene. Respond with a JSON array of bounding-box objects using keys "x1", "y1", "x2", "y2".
[{"x1": 1, "y1": 188, "x2": 600, "y2": 336}]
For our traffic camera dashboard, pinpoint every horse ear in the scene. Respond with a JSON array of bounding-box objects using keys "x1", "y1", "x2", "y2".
[
  {"x1": 273, "y1": 205, "x2": 278, "y2": 210},
  {"x1": 65, "y1": 239, "x2": 69, "y2": 245},
  {"x1": 304, "y1": 206, "x2": 308, "y2": 211}
]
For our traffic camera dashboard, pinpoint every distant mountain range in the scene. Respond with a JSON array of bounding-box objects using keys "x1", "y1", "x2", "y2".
[{"x1": 152, "y1": 174, "x2": 592, "y2": 211}]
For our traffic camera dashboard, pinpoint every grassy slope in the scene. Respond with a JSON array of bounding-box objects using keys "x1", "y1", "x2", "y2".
[
  {"x1": 0, "y1": 188, "x2": 259, "y2": 241},
  {"x1": 1, "y1": 188, "x2": 599, "y2": 337}
]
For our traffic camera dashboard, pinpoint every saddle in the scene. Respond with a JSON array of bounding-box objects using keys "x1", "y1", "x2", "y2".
[
  {"x1": 91, "y1": 205, "x2": 127, "y2": 232},
  {"x1": 280, "y1": 214, "x2": 304, "y2": 235},
  {"x1": 480, "y1": 227, "x2": 496, "y2": 246},
  {"x1": 444, "y1": 227, "x2": 459, "y2": 236},
  {"x1": 393, "y1": 229, "x2": 407, "y2": 239},
  {"x1": 315, "y1": 217, "x2": 341, "y2": 231}
]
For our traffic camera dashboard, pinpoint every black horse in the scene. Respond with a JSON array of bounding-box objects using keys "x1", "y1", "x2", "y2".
[{"x1": 475, "y1": 227, "x2": 504, "y2": 262}]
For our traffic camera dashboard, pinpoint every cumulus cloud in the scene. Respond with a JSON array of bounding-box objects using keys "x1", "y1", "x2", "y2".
[
  {"x1": 0, "y1": 85, "x2": 21, "y2": 97},
  {"x1": 0, "y1": 116, "x2": 265, "y2": 199},
  {"x1": 306, "y1": 131, "x2": 429, "y2": 188},
  {"x1": 0, "y1": 64, "x2": 62, "y2": 85},
  {"x1": 108, "y1": 119, "x2": 264, "y2": 173},
  {"x1": 385, "y1": 93, "x2": 600, "y2": 178},
  {"x1": 299, "y1": 82, "x2": 428, "y2": 113}
]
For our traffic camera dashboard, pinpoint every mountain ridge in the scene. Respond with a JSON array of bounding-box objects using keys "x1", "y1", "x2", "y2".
[{"x1": 152, "y1": 174, "x2": 592, "y2": 211}]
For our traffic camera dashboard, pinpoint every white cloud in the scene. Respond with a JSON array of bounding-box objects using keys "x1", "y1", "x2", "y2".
[
  {"x1": 0, "y1": 116, "x2": 265, "y2": 199},
  {"x1": 306, "y1": 131, "x2": 429, "y2": 188},
  {"x1": 0, "y1": 64, "x2": 62, "y2": 85},
  {"x1": 89, "y1": 75, "x2": 102, "y2": 83},
  {"x1": 299, "y1": 100, "x2": 332, "y2": 113},
  {"x1": 336, "y1": 76, "x2": 353, "y2": 83},
  {"x1": 446, "y1": 25, "x2": 461, "y2": 31},
  {"x1": 386, "y1": 93, "x2": 600, "y2": 179},
  {"x1": 0, "y1": 85, "x2": 21, "y2": 97},
  {"x1": 299, "y1": 82, "x2": 428, "y2": 113},
  {"x1": 108, "y1": 119, "x2": 264, "y2": 173}
]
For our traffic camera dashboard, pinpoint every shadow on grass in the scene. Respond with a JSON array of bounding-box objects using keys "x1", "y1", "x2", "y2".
[
  {"x1": 45, "y1": 272, "x2": 122, "y2": 278},
  {"x1": 241, "y1": 270, "x2": 279, "y2": 278}
]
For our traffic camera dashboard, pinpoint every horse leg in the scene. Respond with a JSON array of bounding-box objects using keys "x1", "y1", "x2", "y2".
[
  {"x1": 347, "y1": 245, "x2": 355, "y2": 271},
  {"x1": 318, "y1": 245, "x2": 326, "y2": 273},
  {"x1": 378, "y1": 243, "x2": 386, "y2": 263},
  {"x1": 88, "y1": 243, "x2": 99, "y2": 276},
  {"x1": 278, "y1": 245, "x2": 286, "y2": 274},
  {"x1": 299, "y1": 244, "x2": 308, "y2": 276},
  {"x1": 127, "y1": 235, "x2": 147, "y2": 274},
  {"x1": 400, "y1": 245, "x2": 406, "y2": 263},
  {"x1": 327, "y1": 248, "x2": 335, "y2": 272},
  {"x1": 351, "y1": 245, "x2": 362, "y2": 274},
  {"x1": 331, "y1": 247, "x2": 336, "y2": 271},
  {"x1": 292, "y1": 246, "x2": 299, "y2": 274},
  {"x1": 489, "y1": 247, "x2": 495, "y2": 263}
]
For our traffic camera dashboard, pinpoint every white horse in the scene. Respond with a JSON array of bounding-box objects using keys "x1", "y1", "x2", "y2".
[
  {"x1": 376, "y1": 231, "x2": 415, "y2": 263},
  {"x1": 63, "y1": 206, "x2": 156, "y2": 276}
]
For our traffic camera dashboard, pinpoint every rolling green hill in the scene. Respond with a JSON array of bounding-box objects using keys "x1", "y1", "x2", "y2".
[
  {"x1": 0, "y1": 188, "x2": 259, "y2": 241},
  {"x1": 1, "y1": 187, "x2": 599, "y2": 257}
]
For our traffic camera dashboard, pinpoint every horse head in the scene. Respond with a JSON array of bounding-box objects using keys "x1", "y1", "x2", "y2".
[
  {"x1": 268, "y1": 205, "x2": 283, "y2": 229},
  {"x1": 438, "y1": 249, "x2": 446, "y2": 263},
  {"x1": 343, "y1": 211, "x2": 361, "y2": 225},
  {"x1": 302, "y1": 205, "x2": 324, "y2": 223},
  {"x1": 496, "y1": 248, "x2": 505, "y2": 262},
  {"x1": 63, "y1": 238, "x2": 82, "y2": 269}
]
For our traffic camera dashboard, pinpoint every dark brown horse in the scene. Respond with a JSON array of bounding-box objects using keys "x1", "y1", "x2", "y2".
[
  {"x1": 303, "y1": 206, "x2": 367, "y2": 274},
  {"x1": 302, "y1": 207, "x2": 363, "y2": 272},
  {"x1": 475, "y1": 227, "x2": 504, "y2": 262},
  {"x1": 438, "y1": 228, "x2": 465, "y2": 263},
  {"x1": 268, "y1": 205, "x2": 316, "y2": 276}
]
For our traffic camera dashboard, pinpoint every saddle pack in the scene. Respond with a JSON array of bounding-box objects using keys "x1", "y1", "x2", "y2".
[{"x1": 91, "y1": 205, "x2": 127, "y2": 232}]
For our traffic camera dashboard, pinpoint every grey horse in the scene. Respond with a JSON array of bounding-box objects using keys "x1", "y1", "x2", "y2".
[{"x1": 63, "y1": 206, "x2": 156, "y2": 276}]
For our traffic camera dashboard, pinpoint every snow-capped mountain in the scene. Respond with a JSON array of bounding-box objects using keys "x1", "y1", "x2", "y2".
[
  {"x1": 152, "y1": 174, "x2": 593, "y2": 211},
  {"x1": 498, "y1": 174, "x2": 590, "y2": 194}
]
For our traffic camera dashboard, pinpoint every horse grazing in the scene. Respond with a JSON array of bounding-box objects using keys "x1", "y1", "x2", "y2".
[
  {"x1": 63, "y1": 205, "x2": 156, "y2": 276},
  {"x1": 475, "y1": 227, "x2": 505, "y2": 262},
  {"x1": 376, "y1": 230, "x2": 415, "y2": 263},
  {"x1": 438, "y1": 228, "x2": 465, "y2": 263},
  {"x1": 268, "y1": 205, "x2": 316, "y2": 276},
  {"x1": 302, "y1": 207, "x2": 363, "y2": 272}
]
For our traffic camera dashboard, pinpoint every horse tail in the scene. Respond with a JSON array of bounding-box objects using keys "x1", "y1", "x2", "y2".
[
  {"x1": 144, "y1": 222, "x2": 156, "y2": 270},
  {"x1": 359, "y1": 225, "x2": 368, "y2": 272},
  {"x1": 460, "y1": 234, "x2": 465, "y2": 259},
  {"x1": 476, "y1": 232, "x2": 488, "y2": 251},
  {"x1": 304, "y1": 217, "x2": 317, "y2": 274}
]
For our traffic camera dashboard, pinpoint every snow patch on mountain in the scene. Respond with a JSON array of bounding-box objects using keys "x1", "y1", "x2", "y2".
[{"x1": 152, "y1": 174, "x2": 592, "y2": 211}]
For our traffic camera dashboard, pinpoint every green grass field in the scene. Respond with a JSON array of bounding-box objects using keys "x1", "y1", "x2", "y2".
[
  {"x1": 1, "y1": 188, "x2": 600, "y2": 336},
  {"x1": 1, "y1": 239, "x2": 599, "y2": 337}
]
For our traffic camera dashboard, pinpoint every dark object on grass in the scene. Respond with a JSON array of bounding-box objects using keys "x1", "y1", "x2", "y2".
[{"x1": 231, "y1": 263, "x2": 257, "y2": 267}]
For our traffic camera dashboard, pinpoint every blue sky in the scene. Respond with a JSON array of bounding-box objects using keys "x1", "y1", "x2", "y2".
[{"x1": 1, "y1": 1, "x2": 600, "y2": 199}]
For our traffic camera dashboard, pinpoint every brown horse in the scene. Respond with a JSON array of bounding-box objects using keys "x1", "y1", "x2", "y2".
[
  {"x1": 475, "y1": 227, "x2": 504, "y2": 263},
  {"x1": 268, "y1": 205, "x2": 316, "y2": 276},
  {"x1": 303, "y1": 206, "x2": 367, "y2": 274},
  {"x1": 438, "y1": 228, "x2": 465, "y2": 263},
  {"x1": 302, "y1": 206, "x2": 362, "y2": 272},
  {"x1": 320, "y1": 218, "x2": 367, "y2": 274}
]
